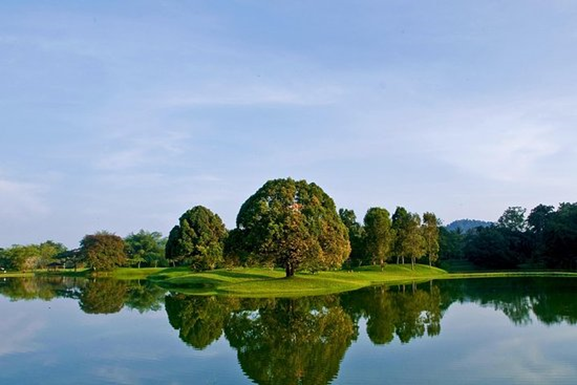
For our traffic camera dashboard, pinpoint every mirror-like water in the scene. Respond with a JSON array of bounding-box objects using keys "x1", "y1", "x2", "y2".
[{"x1": 1, "y1": 276, "x2": 576, "y2": 384}]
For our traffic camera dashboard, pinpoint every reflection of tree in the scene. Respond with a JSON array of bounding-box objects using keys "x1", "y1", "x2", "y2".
[
  {"x1": 124, "y1": 280, "x2": 166, "y2": 313},
  {"x1": 0, "y1": 277, "x2": 165, "y2": 315},
  {"x1": 79, "y1": 279, "x2": 128, "y2": 314},
  {"x1": 225, "y1": 296, "x2": 357, "y2": 385},
  {"x1": 0, "y1": 276, "x2": 84, "y2": 301},
  {"x1": 165, "y1": 294, "x2": 237, "y2": 350},
  {"x1": 530, "y1": 279, "x2": 577, "y2": 325},
  {"x1": 342, "y1": 283, "x2": 442, "y2": 345},
  {"x1": 437, "y1": 278, "x2": 534, "y2": 325}
]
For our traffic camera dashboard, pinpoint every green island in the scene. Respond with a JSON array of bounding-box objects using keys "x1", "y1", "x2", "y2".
[
  {"x1": 145, "y1": 265, "x2": 577, "y2": 297},
  {"x1": 2, "y1": 178, "x2": 577, "y2": 298},
  {"x1": 7, "y1": 264, "x2": 577, "y2": 298}
]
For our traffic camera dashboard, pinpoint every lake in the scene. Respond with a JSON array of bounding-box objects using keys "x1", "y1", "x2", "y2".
[{"x1": 1, "y1": 276, "x2": 577, "y2": 384}]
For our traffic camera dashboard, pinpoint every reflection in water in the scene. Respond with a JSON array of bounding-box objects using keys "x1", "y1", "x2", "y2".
[
  {"x1": 3, "y1": 277, "x2": 577, "y2": 384},
  {"x1": 0, "y1": 277, "x2": 166, "y2": 314},
  {"x1": 341, "y1": 283, "x2": 441, "y2": 344},
  {"x1": 165, "y1": 294, "x2": 235, "y2": 349},
  {"x1": 225, "y1": 297, "x2": 356, "y2": 385},
  {"x1": 164, "y1": 277, "x2": 577, "y2": 385}
]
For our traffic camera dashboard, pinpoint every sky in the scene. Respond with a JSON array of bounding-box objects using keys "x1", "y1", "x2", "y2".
[{"x1": 1, "y1": 0, "x2": 577, "y2": 248}]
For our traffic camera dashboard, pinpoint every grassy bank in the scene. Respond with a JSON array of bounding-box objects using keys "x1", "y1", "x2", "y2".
[
  {"x1": 0, "y1": 271, "x2": 36, "y2": 278},
  {"x1": 148, "y1": 264, "x2": 449, "y2": 297},
  {"x1": 5, "y1": 265, "x2": 577, "y2": 297}
]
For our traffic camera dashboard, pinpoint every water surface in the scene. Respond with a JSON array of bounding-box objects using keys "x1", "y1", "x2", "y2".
[{"x1": 1, "y1": 276, "x2": 576, "y2": 384}]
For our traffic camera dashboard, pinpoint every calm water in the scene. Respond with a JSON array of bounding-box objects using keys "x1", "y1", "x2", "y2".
[{"x1": 1, "y1": 276, "x2": 577, "y2": 384}]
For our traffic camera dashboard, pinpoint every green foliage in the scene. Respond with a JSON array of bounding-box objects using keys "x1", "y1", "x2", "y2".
[
  {"x1": 392, "y1": 207, "x2": 424, "y2": 269},
  {"x1": 363, "y1": 207, "x2": 394, "y2": 269},
  {"x1": 125, "y1": 230, "x2": 167, "y2": 268},
  {"x1": 497, "y1": 206, "x2": 527, "y2": 232},
  {"x1": 165, "y1": 206, "x2": 227, "y2": 271},
  {"x1": 225, "y1": 297, "x2": 356, "y2": 385},
  {"x1": 439, "y1": 227, "x2": 465, "y2": 260},
  {"x1": 165, "y1": 294, "x2": 235, "y2": 349},
  {"x1": 422, "y1": 212, "x2": 440, "y2": 266},
  {"x1": 235, "y1": 178, "x2": 350, "y2": 277},
  {"x1": 80, "y1": 231, "x2": 127, "y2": 271},
  {"x1": 0, "y1": 241, "x2": 67, "y2": 271},
  {"x1": 79, "y1": 279, "x2": 128, "y2": 314},
  {"x1": 541, "y1": 203, "x2": 577, "y2": 269},
  {"x1": 339, "y1": 208, "x2": 365, "y2": 265}
]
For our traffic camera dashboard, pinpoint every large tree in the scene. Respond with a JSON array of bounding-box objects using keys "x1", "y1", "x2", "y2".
[
  {"x1": 392, "y1": 207, "x2": 424, "y2": 269},
  {"x1": 235, "y1": 178, "x2": 350, "y2": 277},
  {"x1": 125, "y1": 230, "x2": 166, "y2": 268},
  {"x1": 165, "y1": 206, "x2": 227, "y2": 270},
  {"x1": 339, "y1": 208, "x2": 366, "y2": 266},
  {"x1": 422, "y1": 212, "x2": 440, "y2": 267},
  {"x1": 497, "y1": 206, "x2": 527, "y2": 232},
  {"x1": 363, "y1": 207, "x2": 394, "y2": 270},
  {"x1": 80, "y1": 231, "x2": 127, "y2": 271}
]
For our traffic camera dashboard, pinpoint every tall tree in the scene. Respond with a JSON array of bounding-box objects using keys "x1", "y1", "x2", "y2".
[
  {"x1": 125, "y1": 230, "x2": 165, "y2": 268},
  {"x1": 422, "y1": 212, "x2": 440, "y2": 267},
  {"x1": 405, "y1": 213, "x2": 425, "y2": 270},
  {"x1": 36, "y1": 241, "x2": 67, "y2": 269},
  {"x1": 339, "y1": 208, "x2": 365, "y2": 266},
  {"x1": 497, "y1": 206, "x2": 527, "y2": 232},
  {"x1": 165, "y1": 206, "x2": 227, "y2": 270},
  {"x1": 392, "y1": 207, "x2": 410, "y2": 265},
  {"x1": 2, "y1": 244, "x2": 41, "y2": 271},
  {"x1": 363, "y1": 207, "x2": 394, "y2": 270},
  {"x1": 235, "y1": 178, "x2": 350, "y2": 277},
  {"x1": 542, "y1": 203, "x2": 577, "y2": 269},
  {"x1": 80, "y1": 231, "x2": 127, "y2": 271}
]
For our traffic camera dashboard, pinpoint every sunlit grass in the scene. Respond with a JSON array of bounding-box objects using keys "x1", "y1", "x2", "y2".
[{"x1": 147, "y1": 264, "x2": 450, "y2": 297}]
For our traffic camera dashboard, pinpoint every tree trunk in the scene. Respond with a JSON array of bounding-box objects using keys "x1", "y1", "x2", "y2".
[
  {"x1": 380, "y1": 258, "x2": 384, "y2": 271},
  {"x1": 285, "y1": 263, "x2": 295, "y2": 278},
  {"x1": 396, "y1": 256, "x2": 400, "y2": 264},
  {"x1": 411, "y1": 257, "x2": 415, "y2": 270},
  {"x1": 402, "y1": 256, "x2": 405, "y2": 264}
]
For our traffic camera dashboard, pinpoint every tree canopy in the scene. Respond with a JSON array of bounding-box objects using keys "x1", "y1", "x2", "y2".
[
  {"x1": 125, "y1": 230, "x2": 167, "y2": 268},
  {"x1": 422, "y1": 212, "x2": 440, "y2": 267},
  {"x1": 363, "y1": 207, "x2": 394, "y2": 270},
  {"x1": 165, "y1": 205, "x2": 227, "y2": 270},
  {"x1": 80, "y1": 232, "x2": 127, "y2": 271},
  {"x1": 235, "y1": 178, "x2": 350, "y2": 277}
]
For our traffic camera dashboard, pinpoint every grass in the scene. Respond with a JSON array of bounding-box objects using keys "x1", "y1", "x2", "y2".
[
  {"x1": 148, "y1": 264, "x2": 450, "y2": 297},
  {"x1": 6, "y1": 264, "x2": 577, "y2": 298},
  {"x1": 0, "y1": 271, "x2": 36, "y2": 278}
]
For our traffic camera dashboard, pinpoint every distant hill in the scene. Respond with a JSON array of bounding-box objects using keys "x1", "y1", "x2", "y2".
[{"x1": 445, "y1": 219, "x2": 493, "y2": 233}]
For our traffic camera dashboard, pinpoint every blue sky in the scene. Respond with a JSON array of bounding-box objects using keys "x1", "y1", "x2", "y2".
[{"x1": 1, "y1": 0, "x2": 577, "y2": 247}]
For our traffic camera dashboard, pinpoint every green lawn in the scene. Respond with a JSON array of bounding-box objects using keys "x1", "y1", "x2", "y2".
[
  {"x1": 5, "y1": 264, "x2": 577, "y2": 298},
  {"x1": 147, "y1": 264, "x2": 450, "y2": 297}
]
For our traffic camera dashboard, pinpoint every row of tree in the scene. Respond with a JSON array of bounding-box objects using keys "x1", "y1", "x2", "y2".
[
  {"x1": 1, "y1": 178, "x2": 441, "y2": 276},
  {"x1": 440, "y1": 203, "x2": 577, "y2": 269},
  {"x1": 339, "y1": 207, "x2": 439, "y2": 270},
  {"x1": 0, "y1": 230, "x2": 168, "y2": 272},
  {"x1": 164, "y1": 178, "x2": 440, "y2": 277}
]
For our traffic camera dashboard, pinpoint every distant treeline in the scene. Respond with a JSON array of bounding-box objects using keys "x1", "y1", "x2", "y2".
[{"x1": 440, "y1": 204, "x2": 577, "y2": 269}]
